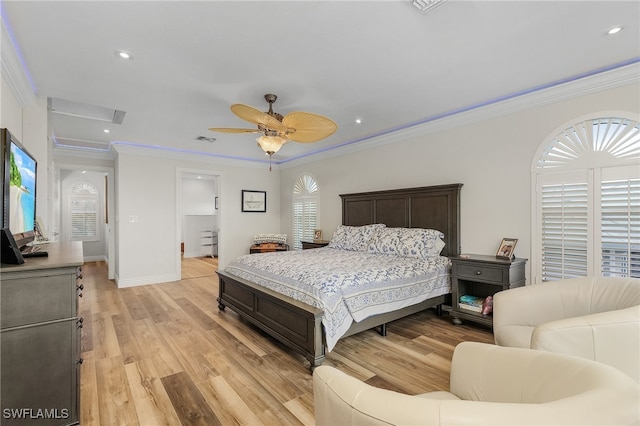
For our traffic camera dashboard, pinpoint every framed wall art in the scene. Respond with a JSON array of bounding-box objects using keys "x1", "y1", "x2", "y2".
[{"x1": 241, "y1": 190, "x2": 266, "y2": 212}]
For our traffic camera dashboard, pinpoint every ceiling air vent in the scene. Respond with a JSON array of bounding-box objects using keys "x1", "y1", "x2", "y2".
[
  {"x1": 48, "y1": 97, "x2": 126, "y2": 124},
  {"x1": 196, "y1": 136, "x2": 216, "y2": 143}
]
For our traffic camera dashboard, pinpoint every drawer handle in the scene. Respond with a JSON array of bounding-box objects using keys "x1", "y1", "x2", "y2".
[
  {"x1": 77, "y1": 358, "x2": 84, "y2": 365},
  {"x1": 77, "y1": 284, "x2": 84, "y2": 292},
  {"x1": 76, "y1": 318, "x2": 84, "y2": 328},
  {"x1": 475, "y1": 270, "x2": 482, "y2": 275}
]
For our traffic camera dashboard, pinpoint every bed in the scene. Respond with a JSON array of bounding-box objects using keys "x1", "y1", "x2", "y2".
[{"x1": 216, "y1": 183, "x2": 462, "y2": 370}]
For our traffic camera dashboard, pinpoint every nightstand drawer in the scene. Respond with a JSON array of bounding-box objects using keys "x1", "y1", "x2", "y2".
[
  {"x1": 455, "y1": 263, "x2": 504, "y2": 284},
  {"x1": 301, "y1": 240, "x2": 330, "y2": 250}
]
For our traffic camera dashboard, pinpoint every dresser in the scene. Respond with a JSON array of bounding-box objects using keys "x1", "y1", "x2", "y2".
[
  {"x1": 1, "y1": 242, "x2": 84, "y2": 426},
  {"x1": 449, "y1": 254, "x2": 527, "y2": 327}
]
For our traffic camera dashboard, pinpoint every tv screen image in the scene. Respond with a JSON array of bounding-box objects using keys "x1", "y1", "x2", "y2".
[
  {"x1": 9, "y1": 140, "x2": 37, "y2": 235},
  {"x1": 1, "y1": 128, "x2": 38, "y2": 251}
]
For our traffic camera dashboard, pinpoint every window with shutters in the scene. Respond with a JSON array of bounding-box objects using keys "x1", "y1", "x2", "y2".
[
  {"x1": 292, "y1": 174, "x2": 319, "y2": 250},
  {"x1": 532, "y1": 115, "x2": 640, "y2": 282},
  {"x1": 70, "y1": 183, "x2": 99, "y2": 241}
]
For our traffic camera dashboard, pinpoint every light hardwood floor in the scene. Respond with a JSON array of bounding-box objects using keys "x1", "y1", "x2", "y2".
[{"x1": 79, "y1": 258, "x2": 494, "y2": 425}]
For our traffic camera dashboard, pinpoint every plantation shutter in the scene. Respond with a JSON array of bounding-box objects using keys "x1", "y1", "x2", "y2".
[
  {"x1": 541, "y1": 180, "x2": 589, "y2": 281},
  {"x1": 533, "y1": 116, "x2": 640, "y2": 282},
  {"x1": 601, "y1": 175, "x2": 640, "y2": 277},
  {"x1": 70, "y1": 196, "x2": 98, "y2": 240},
  {"x1": 292, "y1": 174, "x2": 320, "y2": 250},
  {"x1": 293, "y1": 201, "x2": 303, "y2": 249},
  {"x1": 293, "y1": 200, "x2": 318, "y2": 250}
]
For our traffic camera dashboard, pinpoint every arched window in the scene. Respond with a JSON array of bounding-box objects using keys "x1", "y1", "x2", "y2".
[
  {"x1": 70, "y1": 182, "x2": 99, "y2": 241},
  {"x1": 532, "y1": 114, "x2": 640, "y2": 282},
  {"x1": 292, "y1": 174, "x2": 319, "y2": 250}
]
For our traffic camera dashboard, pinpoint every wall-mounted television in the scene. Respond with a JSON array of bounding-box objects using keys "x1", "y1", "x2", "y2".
[{"x1": 1, "y1": 128, "x2": 37, "y2": 249}]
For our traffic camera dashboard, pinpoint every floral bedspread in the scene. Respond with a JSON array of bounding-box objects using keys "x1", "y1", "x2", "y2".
[{"x1": 223, "y1": 247, "x2": 451, "y2": 351}]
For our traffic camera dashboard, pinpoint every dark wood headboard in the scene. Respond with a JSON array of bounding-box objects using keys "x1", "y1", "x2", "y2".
[{"x1": 339, "y1": 183, "x2": 462, "y2": 257}]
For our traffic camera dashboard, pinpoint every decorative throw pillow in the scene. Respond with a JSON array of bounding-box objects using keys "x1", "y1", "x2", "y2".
[
  {"x1": 253, "y1": 233, "x2": 288, "y2": 245},
  {"x1": 327, "y1": 224, "x2": 386, "y2": 251},
  {"x1": 367, "y1": 227, "x2": 445, "y2": 259}
]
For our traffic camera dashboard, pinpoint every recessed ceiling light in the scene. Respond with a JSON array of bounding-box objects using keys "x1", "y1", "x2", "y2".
[
  {"x1": 606, "y1": 26, "x2": 623, "y2": 35},
  {"x1": 103, "y1": 129, "x2": 110, "y2": 133},
  {"x1": 354, "y1": 118, "x2": 362, "y2": 125},
  {"x1": 114, "y1": 50, "x2": 133, "y2": 59}
]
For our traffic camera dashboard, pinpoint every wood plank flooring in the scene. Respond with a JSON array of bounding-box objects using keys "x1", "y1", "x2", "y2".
[{"x1": 79, "y1": 258, "x2": 494, "y2": 425}]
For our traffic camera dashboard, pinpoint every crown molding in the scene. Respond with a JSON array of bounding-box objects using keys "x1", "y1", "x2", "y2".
[
  {"x1": 281, "y1": 61, "x2": 640, "y2": 168},
  {"x1": 1, "y1": 18, "x2": 36, "y2": 108}
]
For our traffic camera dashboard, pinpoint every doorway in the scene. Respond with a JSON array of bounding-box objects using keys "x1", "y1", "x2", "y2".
[
  {"x1": 54, "y1": 164, "x2": 115, "y2": 279},
  {"x1": 176, "y1": 168, "x2": 221, "y2": 280}
]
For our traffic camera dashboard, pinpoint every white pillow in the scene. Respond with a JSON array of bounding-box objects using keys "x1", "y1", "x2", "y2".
[
  {"x1": 367, "y1": 227, "x2": 445, "y2": 259},
  {"x1": 327, "y1": 224, "x2": 386, "y2": 251}
]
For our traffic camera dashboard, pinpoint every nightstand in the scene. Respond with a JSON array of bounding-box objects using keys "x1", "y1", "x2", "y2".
[
  {"x1": 449, "y1": 254, "x2": 527, "y2": 327},
  {"x1": 301, "y1": 240, "x2": 330, "y2": 249}
]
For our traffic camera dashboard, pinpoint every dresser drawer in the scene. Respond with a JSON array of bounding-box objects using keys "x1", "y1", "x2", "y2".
[
  {"x1": 455, "y1": 263, "x2": 504, "y2": 284},
  {"x1": 1, "y1": 270, "x2": 78, "y2": 329}
]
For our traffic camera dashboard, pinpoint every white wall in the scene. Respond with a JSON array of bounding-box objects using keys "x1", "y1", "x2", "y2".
[
  {"x1": 181, "y1": 177, "x2": 217, "y2": 216},
  {"x1": 1, "y1": 75, "x2": 22, "y2": 137},
  {"x1": 279, "y1": 82, "x2": 640, "y2": 283},
  {"x1": 114, "y1": 145, "x2": 281, "y2": 287}
]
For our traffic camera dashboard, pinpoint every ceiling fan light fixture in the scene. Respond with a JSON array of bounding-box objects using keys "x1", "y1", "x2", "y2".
[
  {"x1": 211, "y1": 93, "x2": 337, "y2": 170},
  {"x1": 257, "y1": 135, "x2": 286, "y2": 154}
]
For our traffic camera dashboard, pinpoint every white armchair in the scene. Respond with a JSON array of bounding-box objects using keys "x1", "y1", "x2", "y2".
[
  {"x1": 313, "y1": 342, "x2": 640, "y2": 425},
  {"x1": 493, "y1": 276, "x2": 640, "y2": 383}
]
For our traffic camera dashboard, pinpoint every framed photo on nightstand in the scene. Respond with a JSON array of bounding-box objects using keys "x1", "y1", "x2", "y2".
[{"x1": 496, "y1": 238, "x2": 518, "y2": 259}]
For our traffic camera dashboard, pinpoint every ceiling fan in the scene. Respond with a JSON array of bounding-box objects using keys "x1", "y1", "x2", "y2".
[{"x1": 209, "y1": 94, "x2": 337, "y2": 169}]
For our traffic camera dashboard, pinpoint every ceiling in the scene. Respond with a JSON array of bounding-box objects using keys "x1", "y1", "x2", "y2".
[{"x1": 2, "y1": 1, "x2": 639, "y2": 167}]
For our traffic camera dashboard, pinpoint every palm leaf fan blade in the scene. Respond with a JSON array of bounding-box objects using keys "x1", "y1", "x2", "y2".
[
  {"x1": 208, "y1": 127, "x2": 260, "y2": 133},
  {"x1": 283, "y1": 112, "x2": 337, "y2": 143},
  {"x1": 230, "y1": 104, "x2": 287, "y2": 132}
]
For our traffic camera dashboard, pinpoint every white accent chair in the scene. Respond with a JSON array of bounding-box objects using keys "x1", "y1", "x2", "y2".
[
  {"x1": 493, "y1": 276, "x2": 640, "y2": 383},
  {"x1": 313, "y1": 342, "x2": 640, "y2": 426}
]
